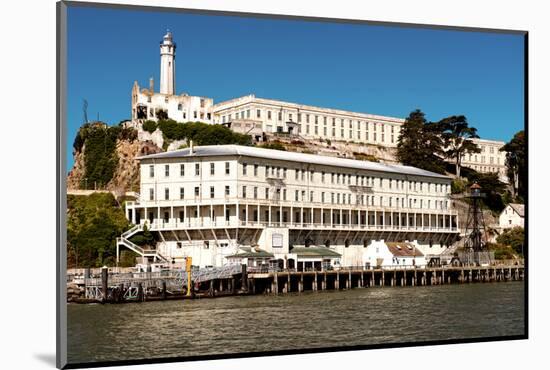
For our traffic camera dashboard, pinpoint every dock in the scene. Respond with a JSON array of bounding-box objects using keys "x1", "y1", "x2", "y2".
[{"x1": 68, "y1": 263, "x2": 525, "y2": 303}]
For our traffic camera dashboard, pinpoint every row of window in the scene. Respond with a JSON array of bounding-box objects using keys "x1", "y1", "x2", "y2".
[
  {"x1": 464, "y1": 153, "x2": 502, "y2": 164},
  {"x1": 149, "y1": 162, "x2": 232, "y2": 178},
  {"x1": 221, "y1": 108, "x2": 396, "y2": 132},
  {"x1": 242, "y1": 163, "x2": 450, "y2": 193},
  {"x1": 148, "y1": 186, "x2": 449, "y2": 210},
  {"x1": 148, "y1": 162, "x2": 450, "y2": 194},
  {"x1": 142, "y1": 103, "x2": 212, "y2": 121}
]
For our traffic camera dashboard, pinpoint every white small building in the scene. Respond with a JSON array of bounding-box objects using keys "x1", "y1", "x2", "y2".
[
  {"x1": 499, "y1": 203, "x2": 524, "y2": 229},
  {"x1": 363, "y1": 240, "x2": 426, "y2": 268}
]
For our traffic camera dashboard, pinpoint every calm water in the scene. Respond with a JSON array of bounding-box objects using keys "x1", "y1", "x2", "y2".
[{"x1": 67, "y1": 282, "x2": 525, "y2": 364}]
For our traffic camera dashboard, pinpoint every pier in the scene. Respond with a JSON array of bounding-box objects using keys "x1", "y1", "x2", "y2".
[{"x1": 69, "y1": 263, "x2": 524, "y2": 303}]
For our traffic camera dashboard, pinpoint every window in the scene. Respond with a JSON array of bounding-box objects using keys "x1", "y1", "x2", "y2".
[
  {"x1": 165, "y1": 188, "x2": 169, "y2": 200},
  {"x1": 243, "y1": 163, "x2": 247, "y2": 176},
  {"x1": 242, "y1": 186, "x2": 247, "y2": 198},
  {"x1": 257, "y1": 109, "x2": 261, "y2": 118},
  {"x1": 265, "y1": 188, "x2": 269, "y2": 199},
  {"x1": 278, "y1": 111, "x2": 282, "y2": 120},
  {"x1": 177, "y1": 103, "x2": 182, "y2": 111},
  {"x1": 283, "y1": 189, "x2": 287, "y2": 201},
  {"x1": 246, "y1": 109, "x2": 250, "y2": 118},
  {"x1": 149, "y1": 188, "x2": 154, "y2": 200},
  {"x1": 268, "y1": 111, "x2": 272, "y2": 119},
  {"x1": 210, "y1": 186, "x2": 215, "y2": 199},
  {"x1": 149, "y1": 165, "x2": 154, "y2": 178},
  {"x1": 225, "y1": 162, "x2": 230, "y2": 175},
  {"x1": 254, "y1": 164, "x2": 258, "y2": 176},
  {"x1": 180, "y1": 164, "x2": 185, "y2": 177},
  {"x1": 195, "y1": 163, "x2": 200, "y2": 176},
  {"x1": 225, "y1": 185, "x2": 230, "y2": 196},
  {"x1": 194, "y1": 186, "x2": 200, "y2": 197},
  {"x1": 180, "y1": 187, "x2": 184, "y2": 200},
  {"x1": 295, "y1": 190, "x2": 299, "y2": 201},
  {"x1": 210, "y1": 162, "x2": 215, "y2": 175},
  {"x1": 254, "y1": 187, "x2": 258, "y2": 199}
]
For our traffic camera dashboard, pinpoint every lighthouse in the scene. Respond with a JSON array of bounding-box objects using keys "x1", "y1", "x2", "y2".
[{"x1": 159, "y1": 30, "x2": 176, "y2": 95}]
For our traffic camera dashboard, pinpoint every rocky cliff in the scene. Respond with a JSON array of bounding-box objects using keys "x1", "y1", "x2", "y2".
[{"x1": 67, "y1": 124, "x2": 162, "y2": 193}]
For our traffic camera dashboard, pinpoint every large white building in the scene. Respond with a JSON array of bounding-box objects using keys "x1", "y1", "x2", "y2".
[{"x1": 118, "y1": 144, "x2": 459, "y2": 270}]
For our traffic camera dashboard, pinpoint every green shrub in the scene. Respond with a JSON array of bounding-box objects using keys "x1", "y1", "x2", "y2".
[
  {"x1": 259, "y1": 141, "x2": 286, "y2": 151},
  {"x1": 496, "y1": 227, "x2": 525, "y2": 256},
  {"x1": 142, "y1": 120, "x2": 157, "y2": 133},
  {"x1": 451, "y1": 178, "x2": 467, "y2": 194}
]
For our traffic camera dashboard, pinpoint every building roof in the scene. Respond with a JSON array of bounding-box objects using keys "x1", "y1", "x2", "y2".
[
  {"x1": 138, "y1": 144, "x2": 450, "y2": 180},
  {"x1": 508, "y1": 203, "x2": 525, "y2": 218},
  {"x1": 290, "y1": 247, "x2": 342, "y2": 257},
  {"x1": 386, "y1": 242, "x2": 424, "y2": 257},
  {"x1": 226, "y1": 247, "x2": 274, "y2": 259}
]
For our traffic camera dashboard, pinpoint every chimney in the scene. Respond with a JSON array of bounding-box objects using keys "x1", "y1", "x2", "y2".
[
  {"x1": 189, "y1": 140, "x2": 194, "y2": 153},
  {"x1": 149, "y1": 77, "x2": 154, "y2": 93}
]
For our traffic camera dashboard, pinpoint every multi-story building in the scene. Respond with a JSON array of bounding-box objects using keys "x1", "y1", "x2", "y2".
[
  {"x1": 211, "y1": 95, "x2": 404, "y2": 147},
  {"x1": 459, "y1": 138, "x2": 507, "y2": 182},
  {"x1": 118, "y1": 144, "x2": 460, "y2": 270}
]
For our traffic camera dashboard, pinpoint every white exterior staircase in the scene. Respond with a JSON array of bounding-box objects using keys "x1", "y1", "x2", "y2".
[{"x1": 116, "y1": 224, "x2": 169, "y2": 264}]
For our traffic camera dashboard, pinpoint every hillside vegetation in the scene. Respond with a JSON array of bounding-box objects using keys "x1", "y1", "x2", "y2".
[{"x1": 67, "y1": 193, "x2": 139, "y2": 268}]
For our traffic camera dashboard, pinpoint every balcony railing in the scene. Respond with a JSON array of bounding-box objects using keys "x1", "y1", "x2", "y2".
[
  {"x1": 127, "y1": 197, "x2": 456, "y2": 215},
  {"x1": 141, "y1": 219, "x2": 458, "y2": 233}
]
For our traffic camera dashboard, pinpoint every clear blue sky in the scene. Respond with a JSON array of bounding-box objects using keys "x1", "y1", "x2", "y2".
[{"x1": 67, "y1": 5, "x2": 525, "y2": 171}]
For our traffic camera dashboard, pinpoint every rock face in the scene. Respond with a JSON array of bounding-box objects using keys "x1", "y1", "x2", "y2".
[
  {"x1": 67, "y1": 148, "x2": 86, "y2": 190},
  {"x1": 67, "y1": 129, "x2": 162, "y2": 193},
  {"x1": 138, "y1": 128, "x2": 164, "y2": 149},
  {"x1": 263, "y1": 134, "x2": 397, "y2": 163},
  {"x1": 108, "y1": 140, "x2": 161, "y2": 194}
]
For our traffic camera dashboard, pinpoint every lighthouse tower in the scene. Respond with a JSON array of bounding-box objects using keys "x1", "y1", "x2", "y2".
[{"x1": 159, "y1": 31, "x2": 176, "y2": 95}]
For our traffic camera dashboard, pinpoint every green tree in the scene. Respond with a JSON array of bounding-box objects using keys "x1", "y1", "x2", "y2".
[
  {"x1": 496, "y1": 227, "x2": 525, "y2": 256},
  {"x1": 396, "y1": 109, "x2": 446, "y2": 173},
  {"x1": 501, "y1": 130, "x2": 526, "y2": 201},
  {"x1": 468, "y1": 172, "x2": 507, "y2": 213},
  {"x1": 67, "y1": 193, "x2": 129, "y2": 267},
  {"x1": 438, "y1": 115, "x2": 480, "y2": 178}
]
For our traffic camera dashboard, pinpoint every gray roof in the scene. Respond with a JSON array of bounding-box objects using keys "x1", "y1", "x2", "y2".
[
  {"x1": 226, "y1": 247, "x2": 274, "y2": 259},
  {"x1": 290, "y1": 247, "x2": 342, "y2": 257},
  {"x1": 138, "y1": 145, "x2": 450, "y2": 180},
  {"x1": 509, "y1": 203, "x2": 525, "y2": 217}
]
